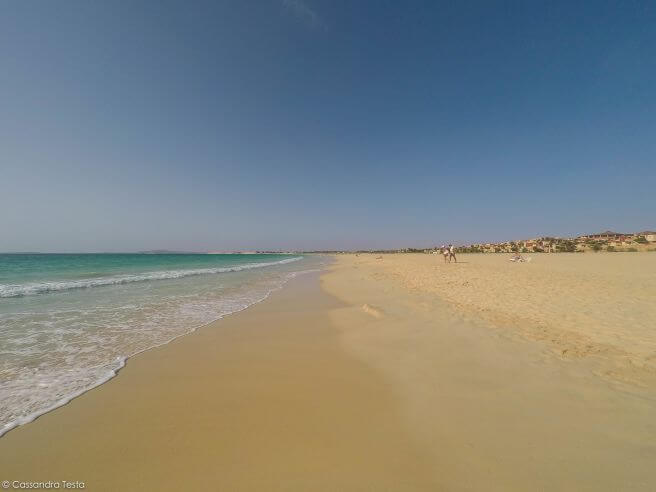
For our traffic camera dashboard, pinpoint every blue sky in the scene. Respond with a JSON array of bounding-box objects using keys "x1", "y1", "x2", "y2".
[{"x1": 1, "y1": 0, "x2": 654, "y2": 252}]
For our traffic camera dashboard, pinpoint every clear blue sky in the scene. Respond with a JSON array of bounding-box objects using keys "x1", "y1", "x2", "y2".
[{"x1": 1, "y1": 1, "x2": 654, "y2": 252}]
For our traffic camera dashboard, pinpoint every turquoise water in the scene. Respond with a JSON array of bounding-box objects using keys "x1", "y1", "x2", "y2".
[{"x1": 0, "y1": 253, "x2": 322, "y2": 437}]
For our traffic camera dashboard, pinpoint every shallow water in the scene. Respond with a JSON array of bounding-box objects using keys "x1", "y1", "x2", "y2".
[{"x1": 0, "y1": 253, "x2": 324, "y2": 436}]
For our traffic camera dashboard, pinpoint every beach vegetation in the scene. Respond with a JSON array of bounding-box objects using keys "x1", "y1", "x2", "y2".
[
  {"x1": 556, "y1": 240, "x2": 577, "y2": 253},
  {"x1": 607, "y1": 246, "x2": 616, "y2": 252},
  {"x1": 446, "y1": 231, "x2": 652, "y2": 255}
]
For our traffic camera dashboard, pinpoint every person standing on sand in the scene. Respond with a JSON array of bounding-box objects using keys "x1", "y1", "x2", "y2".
[
  {"x1": 442, "y1": 245, "x2": 449, "y2": 263},
  {"x1": 449, "y1": 244, "x2": 457, "y2": 263}
]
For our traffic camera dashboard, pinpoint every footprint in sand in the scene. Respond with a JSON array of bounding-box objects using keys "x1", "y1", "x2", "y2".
[{"x1": 362, "y1": 304, "x2": 383, "y2": 318}]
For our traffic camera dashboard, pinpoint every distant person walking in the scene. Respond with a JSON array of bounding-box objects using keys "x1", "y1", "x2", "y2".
[
  {"x1": 441, "y1": 245, "x2": 449, "y2": 263},
  {"x1": 448, "y1": 244, "x2": 457, "y2": 263}
]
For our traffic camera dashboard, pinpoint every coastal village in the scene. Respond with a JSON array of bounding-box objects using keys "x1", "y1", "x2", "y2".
[
  {"x1": 448, "y1": 230, "x2": 656, "y2": 254},
  {"x1": 301, "y1": 231, "x2": 656, "y2": 255}
]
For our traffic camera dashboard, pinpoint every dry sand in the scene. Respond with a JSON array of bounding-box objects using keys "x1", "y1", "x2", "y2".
[
  {"x1": 321, "y1": 253, "x2": 656, "y2": 490},
  {"x1": 2, "y1": 254, "x2": 656, "y2": 491},
  {"x1": 341, "y1": 252, "x2": 656, "y2": 386}
]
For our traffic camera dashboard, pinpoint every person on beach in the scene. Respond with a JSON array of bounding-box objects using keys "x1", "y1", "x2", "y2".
[
  {"x1": 442, "y1": 245, "x2": 449, "y2": 263},
  {"x1": 448, "y1": 244, "x2": 457, "y2": 263}
]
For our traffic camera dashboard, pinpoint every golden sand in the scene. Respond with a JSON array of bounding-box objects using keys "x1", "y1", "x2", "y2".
[
  {"x1": 338, "y1": 252, "x2": 656, "y2": 386},
  {"x1": 0, "y1": 273, "x2": 437, "y2": 491},
  {"x1": 322, "y1": 253, "x2": 656, "y2": 490}
]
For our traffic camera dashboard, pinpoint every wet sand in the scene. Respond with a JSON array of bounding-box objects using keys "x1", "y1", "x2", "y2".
[{"x1": 0, "y1": 272, "x2": 437, "y2": 491}]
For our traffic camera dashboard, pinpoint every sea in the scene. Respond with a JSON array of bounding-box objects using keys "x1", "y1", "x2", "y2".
[{"x1": 0, "y1": 252, "x2": 324, "y2": 437}]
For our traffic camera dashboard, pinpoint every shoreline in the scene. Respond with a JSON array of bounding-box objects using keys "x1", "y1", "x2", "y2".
[
  {"x1": 0, "y1": 261, "x2": 314, "y2": 439},
  {"x1": 0, "y1": 269, "x2": 438, "y2": 490},
  {"x1": 2, "y1": 255, "x2": 655, "y2": 490}
]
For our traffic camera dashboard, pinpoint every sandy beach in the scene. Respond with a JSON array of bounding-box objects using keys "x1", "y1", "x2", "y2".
[
  {"x1": 2, "y1": 254, "x2": 656, "y2": 490},
  {"x1": 323, "y1": 253, "x2": 656, "y2": 490},
  {"x1": 338, "y1": 252, "x2": 656, "y2": 387},
  {"x1": 0, "y1": 271, "x2": 437, "y2": 491}
]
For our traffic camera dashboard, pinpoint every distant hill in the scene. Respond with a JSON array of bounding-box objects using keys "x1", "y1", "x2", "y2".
[
  {"x1": 0, "y1": 251, "x2": 43, "y2": 254},
  {"x1": 137, "y1": 250, "x2": 202, "y2": 254}
]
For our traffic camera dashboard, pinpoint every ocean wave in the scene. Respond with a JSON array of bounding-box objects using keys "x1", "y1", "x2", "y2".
[
  {"x1": 0, "y1": 265, "x2": 320, "y2": 438},
  {"x1": 0, "y1": 257, "x2": 302, "y2": 298}
]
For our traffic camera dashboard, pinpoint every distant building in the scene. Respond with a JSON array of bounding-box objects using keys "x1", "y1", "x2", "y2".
[
  {"x1": 437, "y1": 229, "x2": 654, "y2": 255},
  {"x1": 579, "y1": 231, "x2": 629, "y2": 242},
  {"x1": 639, "y1": 231, "x2": 656, "y2": 242}
]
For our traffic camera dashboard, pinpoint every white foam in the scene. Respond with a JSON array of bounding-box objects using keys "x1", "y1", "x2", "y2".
[
  {"x1": 0, "y1": 262, "x2": 323, "y2": 439},
  {"x1": 0, "y1": 358, "x2": 126, "y2": 438},
  {"x1": 0, "y1": 257, "x2": 302, "y2": 298}
]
